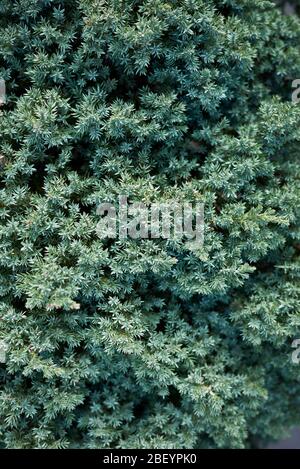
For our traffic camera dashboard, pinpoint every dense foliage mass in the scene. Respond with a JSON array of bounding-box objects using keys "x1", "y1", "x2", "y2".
[{"x1": 0, "y1": 0, "x2": 299, "y2": 448}]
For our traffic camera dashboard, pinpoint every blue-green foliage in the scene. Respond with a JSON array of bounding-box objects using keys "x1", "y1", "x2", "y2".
[{"x1": 0, "y1": 0, "x2": 299, "y2": 448}]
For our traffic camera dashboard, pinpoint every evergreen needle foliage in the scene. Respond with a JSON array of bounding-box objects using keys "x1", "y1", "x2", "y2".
[{"x1": 0, "y1": 0, "x2": 299, "y2": 449}]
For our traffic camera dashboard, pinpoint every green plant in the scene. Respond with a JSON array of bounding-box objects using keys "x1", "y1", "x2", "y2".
[{"x1": 0, "y1": 0, "x2": 299, "y2": 449}]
